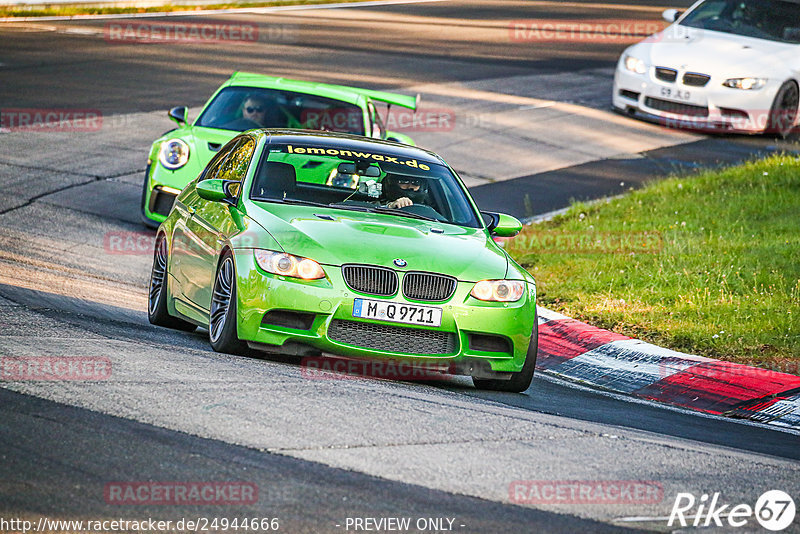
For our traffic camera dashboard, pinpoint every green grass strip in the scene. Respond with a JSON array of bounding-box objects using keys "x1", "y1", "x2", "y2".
[
  {"x1": 1, "y1": 0, "x2": 369, "y2": 18},
  {"x1": 508, "y1": 153, "x2": 800, "y2": 373}
]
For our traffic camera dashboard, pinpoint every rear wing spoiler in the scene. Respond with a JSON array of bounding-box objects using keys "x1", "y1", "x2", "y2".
[
  {"x1": 350, "y1": 88, "x2": 420, "y2": 111},
  {"x1": 229, "y1": 72, "x2": 419, "y2": 111}
]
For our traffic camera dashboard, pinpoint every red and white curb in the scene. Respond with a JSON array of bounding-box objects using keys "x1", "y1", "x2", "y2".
[{"x1": 536, "y1": 308, "x2": 800, "y2": 430}]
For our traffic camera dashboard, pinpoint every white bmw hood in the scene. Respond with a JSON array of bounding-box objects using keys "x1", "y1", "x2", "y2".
[{"x1": 628, "y1": 27, "x2": 799, "y2": 78}]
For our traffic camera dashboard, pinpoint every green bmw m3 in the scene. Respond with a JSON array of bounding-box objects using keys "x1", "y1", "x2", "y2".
[
  {"x1": 142, "y1": 72, "x2": 418, "y2": 228},
  {"x1": 148, "y1": 130, "x2": 538, "y2": 392}
]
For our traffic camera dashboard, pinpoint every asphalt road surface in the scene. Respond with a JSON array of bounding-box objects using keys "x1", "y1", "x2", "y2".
[{"x1": 1, "y1": 1, "x2": 798, "y2": 532}]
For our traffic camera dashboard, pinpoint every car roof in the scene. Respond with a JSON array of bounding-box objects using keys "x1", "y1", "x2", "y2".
[
  {"x1": 253, "y1": 129, "x2": 445, "y2": 165},
  {"x1": 224, "y1": 72, "x2": 418, "y2": 110}
]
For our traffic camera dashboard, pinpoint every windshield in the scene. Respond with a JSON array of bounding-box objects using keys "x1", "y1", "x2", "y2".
[
  {"x1": 249, "y1": 143, "x2": 482, "y2": 228},
  {"x1": 680, "y1": 0, "x2": 800, "y2": 43},
  {"x1": 195, "y1": 87, "x2": 366, "y2": 134}
]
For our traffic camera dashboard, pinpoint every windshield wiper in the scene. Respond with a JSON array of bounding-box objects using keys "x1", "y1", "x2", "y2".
[
  {"x1": 256, "y1": 197, "x2": 329, "y2": 208},
  {"x1": 369, "y1": 207, "x2": 437, "y2": 221},
  {"x1": 327, "y1": 203, "x2": 373, "y2": 212}
]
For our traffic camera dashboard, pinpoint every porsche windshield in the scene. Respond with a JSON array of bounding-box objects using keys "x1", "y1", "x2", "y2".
[
  {"x1": 680, "y1": 0, "x2": 800, "y2": 43},
  {"x1": 196, "y1": 87, "x2": 365, "y2": 134},
  {"x1": 249, "y1": 143, "x2": 482, "y2": 228}
]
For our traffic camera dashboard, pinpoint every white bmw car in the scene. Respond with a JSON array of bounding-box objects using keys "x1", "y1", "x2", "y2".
[{"x1": 613, "y1": 0, "x2": 800, "y2": 137}]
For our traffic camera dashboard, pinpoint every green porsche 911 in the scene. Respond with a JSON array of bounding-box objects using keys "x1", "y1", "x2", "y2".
[
  {"x1": 148, "y1": 130, "x2": 538, "y2": 392},
  {"x1": 142, "y1": 72, "x2": 419, "y2": 228}
]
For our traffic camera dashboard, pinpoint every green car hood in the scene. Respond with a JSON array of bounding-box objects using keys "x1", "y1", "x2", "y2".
[{"x1": 246, "y1": 203, "x2": 509, "y2": 281}]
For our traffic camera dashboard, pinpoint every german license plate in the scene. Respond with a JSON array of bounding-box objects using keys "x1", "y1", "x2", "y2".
[
  {"x1": 352, "y1": 299, "x2": 442, "y2": 327},
  {"x1": 660, "y1": 87, "x2": 692, "y2": 101}
]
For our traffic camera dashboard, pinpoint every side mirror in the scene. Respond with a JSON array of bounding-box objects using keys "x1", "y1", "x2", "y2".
[
  {"x1": 168, "y1": 106, "x2": 188, "y2": 125},
  {"x1": 197, "y1": 179, "x2": 229, "y2": 202},
  {"x1": 482, "y1": 211, "x2": 522, "y2": 237},
  {"x1": 662, "y1": 8, "x2": 682, "y2": 22}
]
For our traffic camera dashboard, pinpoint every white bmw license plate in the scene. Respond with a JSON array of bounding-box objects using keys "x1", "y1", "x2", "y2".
[{"x1": 352, "y1": 299, "x2": 442, "y2": 327}]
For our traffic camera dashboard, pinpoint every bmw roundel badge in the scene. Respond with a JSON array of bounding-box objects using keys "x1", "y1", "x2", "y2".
[{"x1": 393, "y1": 258, "x2": 407, "y2": 268}]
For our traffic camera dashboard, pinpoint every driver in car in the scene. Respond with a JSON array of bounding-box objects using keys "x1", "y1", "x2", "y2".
[
  {"x1": 240, "y1": 94, "x2": 271, "y2": 127},
  {"x1": 381, "y1": 174, "x2": 429, "y2": 209},
  {"x1": 233, "y1": 93, "x2": 287, "y2": 129}
]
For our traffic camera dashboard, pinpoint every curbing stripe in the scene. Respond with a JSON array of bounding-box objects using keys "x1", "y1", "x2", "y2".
[
  {"x1": 535, "y1": 307, "x2": 800, "y2": 429},
  {"x1": 724, "y1": 390, "x2": 800, "y2": 428},
  {"x1": 635, "y1": 361, "x2": 800, "y2": 415},
  {"x1": 549, "y1": 339, "x2": 700, "y2": 394},
  {"x1": 537, "y1": 317, "x2": 628, "y2": 370}
]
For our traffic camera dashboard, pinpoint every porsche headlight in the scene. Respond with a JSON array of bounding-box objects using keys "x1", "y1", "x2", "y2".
[
  {"x1": 254, "y1": 250, "x2": 325, "y2": 280},
  {"x1": 722, "y1": 77, "x2": 767, "y2": 90},
  {"x1": 470, "y1": 280, "x2": 526, "y2": 302},
  {"x1": 158, "y1": 139, "x2": 190, "y2": 170},
  {"x1": 624, "y1": 55, "x2": 647, "y2": 75}
]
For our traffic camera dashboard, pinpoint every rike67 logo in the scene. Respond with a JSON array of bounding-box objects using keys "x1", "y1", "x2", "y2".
[{"x1": 669, "y1": 490, "x2": 796, "y2": 531}]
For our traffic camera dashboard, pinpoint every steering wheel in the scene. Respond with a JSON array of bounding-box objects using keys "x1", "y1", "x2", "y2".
[{"x1": 399, "y1": 203, "x2": 446, "y2": 221}]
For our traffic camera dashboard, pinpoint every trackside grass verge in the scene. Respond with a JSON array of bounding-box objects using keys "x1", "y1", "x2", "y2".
[
  {"x1": 507, "y1": 153, "x2": 800, "y2": 374},
  {"x1": 0, "y1": 0, "x2": 366, "y2": 18}
]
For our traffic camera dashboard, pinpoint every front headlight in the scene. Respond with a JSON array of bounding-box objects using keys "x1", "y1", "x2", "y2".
[
  {"x1": 624, "y1": 55, "x2": 647, "y2": 75},
  {"x1": 470, "y1": 280, "x2": 525, "y2": 302},
  {"x1": 722, "y1": 77, "x2": 767, "y2": 90},
  {"x1": 158, "y1": 139, "x2": 190, "y2": 170},
  {"x1": 254, "y1": 250, "x2": 325, "y2": 280}
]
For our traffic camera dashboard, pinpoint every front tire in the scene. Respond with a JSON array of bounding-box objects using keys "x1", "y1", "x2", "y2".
[
  {"x1": 472, "y1": 313, "x2": 538, "y2": 393},
  {"x1": 209, "y1": 253, "x2": 248, "y2": 354},
  {"x1": 767, "y1": 81, "x2": 799, "y2": 139},
  {"x1": 148, "y1": 234, "x2": 197, "y2": 331}
]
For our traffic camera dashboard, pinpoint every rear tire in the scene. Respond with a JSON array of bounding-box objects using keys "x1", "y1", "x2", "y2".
[
  {"x1": 209, "y1": 253, "x2": 248, "y2": 354},
  {"x1": 472, "y1": 313, "x2": 538, "y2": 393},
  {"x1": 767, "y1": 81, "x2": 799, "y2": 139},
  {"x1": 148, "y1": 234, "x2": 197, "y2": 332}
]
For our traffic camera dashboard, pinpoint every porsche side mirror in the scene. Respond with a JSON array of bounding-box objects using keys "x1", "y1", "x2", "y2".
[
  {"x1": 197, "y1": 179, "x2": 229, "y2": 202},
  {"x1": 482, "y1": 211, "x2": 522, "y2": 237},
  {"x1": 662, "y1": 8, "x2": 682, "y2": 22},
  {"x1": 168, "y1": 106, "x2": 188, "y2": 125}
]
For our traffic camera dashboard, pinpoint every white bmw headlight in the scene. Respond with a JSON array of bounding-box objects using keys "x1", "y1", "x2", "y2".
[
  {"x1": 624, "y1": 55, "x2": 647, "y2": 75},
  {"x1": 158, "y1": 139, "x2": 190, "y2": 170},
  {"x1": 470, "y1": 280, "x2": 526, "y2": 302},
  {"x1": 254, "y1": 250, "x2": 326, "y2": 280},
  {"x1": 722, "y1": 77, "x2": 767, "y2": 90}
]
